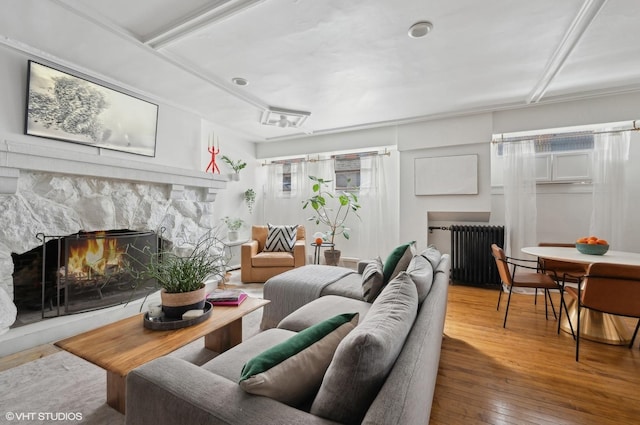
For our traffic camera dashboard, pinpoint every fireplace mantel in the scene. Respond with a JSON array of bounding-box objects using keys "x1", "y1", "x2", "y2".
[{"x1": 0, "y1": 139, "x2": 226, "y2": 200}]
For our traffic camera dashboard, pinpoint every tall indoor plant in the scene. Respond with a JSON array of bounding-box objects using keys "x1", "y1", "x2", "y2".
[
  {"x1": 302, "y1": 176, "x2": 361, "y2": 265},
  {"x1": 126, "y1": 230, "x2": 229, "y2": 318}
]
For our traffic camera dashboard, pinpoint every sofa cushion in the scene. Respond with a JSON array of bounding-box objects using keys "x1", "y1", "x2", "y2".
[
  {"x1": 383, "y1": 241, "x2": 416, "y2": 283},
  {"x1": 264, "y1": 224, "x2": 298, "y2": 252},
  {"x1": 321, "y1": 272, "x2": 366, "y2": 300},
  {"x1": 278, "y1": 295, "x2": 371, "y2": 332},
  {"x1": 239, "y1": 313, "x2": 358, "y2": 407},
  {"x1": 406, "y1": 254, "x2": 434, "y2": 303},
  {"x1": 361, "y1": 256, "x2": 384, "y2": 302},
  {"x1": 203, "y1": 328, "x2": 296, "y2": 382},
  {"x1": 310, "y1": 273, "x2": 418, "y2": 423}
]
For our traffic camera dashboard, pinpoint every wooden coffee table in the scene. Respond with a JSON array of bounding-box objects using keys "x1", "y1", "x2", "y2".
[{"x1": 55, "y1": 297, "x2": 269, "y2": 414}]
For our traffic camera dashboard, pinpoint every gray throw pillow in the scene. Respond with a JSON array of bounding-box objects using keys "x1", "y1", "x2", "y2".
[
  {"x1": 419, "y1": 245, "x2": 442, "y2": 269},
  {"x1": 406, "y1": 255, "x2": 434, "y2": 303},
  {"x1": 310, "y1": 273, "x2": 418, "y2": 423},
  {"x1": 361, "y1": 256, "x2": 384, "y2": 302}
]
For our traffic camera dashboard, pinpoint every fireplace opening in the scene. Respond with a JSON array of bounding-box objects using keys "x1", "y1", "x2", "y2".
[{"x1": 12, "y1": 229, "x2": 160, "y2": 327}]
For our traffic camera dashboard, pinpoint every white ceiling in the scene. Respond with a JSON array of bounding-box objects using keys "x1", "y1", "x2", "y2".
[{"x1": 2, "y1": 0, "x2": 640, "y2": 142}]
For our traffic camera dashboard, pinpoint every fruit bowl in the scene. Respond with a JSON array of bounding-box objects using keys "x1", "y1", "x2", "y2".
[{"x1": 576, "y1": 243, "x2": 609, "y2": 255}]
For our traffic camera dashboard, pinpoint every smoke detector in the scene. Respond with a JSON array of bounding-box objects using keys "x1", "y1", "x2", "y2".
[{"x1": 261, "y1": 107, "x2": 310, "y2": 128}]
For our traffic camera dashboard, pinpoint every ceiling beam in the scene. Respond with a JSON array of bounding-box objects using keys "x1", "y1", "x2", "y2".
[
  {"x1": 144, "y1": 0, "x2": 267, "y2": 49},
  {"x1": 526, "y1": 0, "x2": 608, "y2": 104}
]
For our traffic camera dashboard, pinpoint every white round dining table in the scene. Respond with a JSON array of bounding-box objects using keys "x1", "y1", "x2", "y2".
[{"x1": 521, "y1": 246, "x2": 640, "y2": 345}]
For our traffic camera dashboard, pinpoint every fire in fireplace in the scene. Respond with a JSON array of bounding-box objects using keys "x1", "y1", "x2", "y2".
[{"x1": 12, "y1": 229, "x2": 159, "y2": 322}]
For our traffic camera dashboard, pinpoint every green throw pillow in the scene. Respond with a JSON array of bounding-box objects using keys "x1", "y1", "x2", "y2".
[
  {"x1": 383, "y1": 241, "x2": 416, "y2": 283},
  {"x1": 239, "y1": 312, "x2": 358, "y2": 406}
]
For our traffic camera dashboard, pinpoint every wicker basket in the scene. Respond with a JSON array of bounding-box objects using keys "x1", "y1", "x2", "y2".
[{"x1": 576, "y1": 243, "x2": 609, "y2": 255}]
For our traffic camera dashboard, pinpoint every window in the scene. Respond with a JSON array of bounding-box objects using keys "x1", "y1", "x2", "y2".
[{"x1": 334, "y1": 155, "x2": 361, "y2": 191}]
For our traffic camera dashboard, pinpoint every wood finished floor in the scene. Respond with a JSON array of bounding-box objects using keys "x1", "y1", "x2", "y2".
[
  {"x1": 2, "y1": 283, "x2": 639, "y2": 424},
  {"x1": 431, "y1": 284, "x2": 640, "y2": 425}
]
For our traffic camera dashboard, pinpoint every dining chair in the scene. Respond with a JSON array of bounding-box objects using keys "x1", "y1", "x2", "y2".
[
  {"x1": 491, "y1": 244, "x2": 564, "y2": 328},
  {"x1": 537, "y1": 242, "x2": 588, "y2": 286},
  {"x1": 562, "y1": 262, "x2": 640, "y2": 361}
]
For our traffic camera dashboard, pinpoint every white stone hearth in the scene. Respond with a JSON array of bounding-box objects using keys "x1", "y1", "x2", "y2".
[{"x1": 0, "y1": 140, "x2": 228, "y2": 345}]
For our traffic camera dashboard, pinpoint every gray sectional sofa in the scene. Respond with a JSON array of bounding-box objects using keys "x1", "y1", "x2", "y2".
[{"x1": 124, "y1": 249, "x2": 450, "y2": 425}]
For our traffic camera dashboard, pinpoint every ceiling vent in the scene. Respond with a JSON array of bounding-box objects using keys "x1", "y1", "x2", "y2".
[{"x1": 261, "y1": 107, "x2": 310, "y2": 128}]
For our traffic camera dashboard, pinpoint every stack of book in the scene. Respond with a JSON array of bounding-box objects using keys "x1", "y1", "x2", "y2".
[{"x1": 206, "y1": 289, "x2": 247, "y2": 306}]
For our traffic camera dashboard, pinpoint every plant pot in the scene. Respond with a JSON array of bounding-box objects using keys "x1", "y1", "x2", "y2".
[
  {"x1": 227, "y1": 230, "x2": 239, "y2": 242},
  {"x1": 230, "y1": 173, "x2": 240, "y2": 181},
  {"x1": 161, "y1": 286, "x2": 206, "y2": 319},
  {"x1": 324, "y1": 249, "x2": 341, "y2": 266}
]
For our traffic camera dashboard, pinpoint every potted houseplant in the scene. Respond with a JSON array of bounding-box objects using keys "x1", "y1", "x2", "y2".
[
  {"x1": 221, "y1": 156, "x2": 247, "y2": 181},
  {"x1": 125, "y1": 230, "x2": 229, "y2": 319},
  {"x1": 222, "y1": 216, "x2": 245, "y2": 241},
  {"x1": 244, "y1": 188, "x2": 256, "y2": 214},
  {"x1": 302, "y1": 176, "x2": 361, "y2": 266}
]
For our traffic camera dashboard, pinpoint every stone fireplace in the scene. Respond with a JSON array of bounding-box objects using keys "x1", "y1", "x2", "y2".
[{"x1": 0, "y1": 139, "x2": 227, "y2": 348}]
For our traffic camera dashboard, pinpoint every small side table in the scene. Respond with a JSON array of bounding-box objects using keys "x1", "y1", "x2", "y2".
[{"x1": 311, "y1": 242, "x2": 335, "y2": 265}]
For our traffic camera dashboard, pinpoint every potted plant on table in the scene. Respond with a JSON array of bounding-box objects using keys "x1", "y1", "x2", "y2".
[
  {"x1": 221, "y1": 156, "x2": 247, "y2": 181},
  {"x1": 222, "y1": 216, "x2": 245, "y2": 242},
  {"x1": 125, "y1": 230, "x2": 229, "y2": 319},
  {"x1": 302, "y1": 176, "x2": 361, "y2": 266}
]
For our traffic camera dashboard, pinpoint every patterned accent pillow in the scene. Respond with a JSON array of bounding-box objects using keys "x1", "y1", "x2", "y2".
[
  {"x1": 382, "y1": 241, "x2": 416, "y2": 283},
  {"x1": 361, "y1": 257, "x2": 384, "y2": 302},
  {"x1": 264, "y1": 224, "x2": 298, "y2": 252},
  {"x1": 239, "y1": 313, "x2": 358, "y2": 406}
]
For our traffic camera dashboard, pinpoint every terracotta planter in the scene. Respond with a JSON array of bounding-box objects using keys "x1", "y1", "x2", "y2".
[
  {"x1": 324, "y1": 249, "x2": 341, "y2": 266},
  {"x1": 160, "y1": 286, "x2": 206, "y2": 319}
]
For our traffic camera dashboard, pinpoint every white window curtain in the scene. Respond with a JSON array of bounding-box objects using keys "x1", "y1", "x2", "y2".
[
  {"x1": 262, "y1": 154, "x2": 393, "y2": 262},
  {"x1": 589, "y1": 131, "x2": 630, "y2": 250},
  {"x1": 502, "y1": 140, "x2": 538, "y2": 258},
  {"x1": 263, "y1": 161, "x2": 308, "y2": 226},
  {"x1": 341, "y1": 154, "x2": 394, "y2": 260}
]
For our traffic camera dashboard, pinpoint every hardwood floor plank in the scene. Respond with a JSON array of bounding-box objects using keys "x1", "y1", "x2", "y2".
[{"x1": 430, "y1": 284, "x2": 640, "y2": 425}]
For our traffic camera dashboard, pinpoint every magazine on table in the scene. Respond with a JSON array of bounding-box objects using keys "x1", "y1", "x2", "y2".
[{"x1": 206, "y1": 289, "x2": 248, "y2": 306}]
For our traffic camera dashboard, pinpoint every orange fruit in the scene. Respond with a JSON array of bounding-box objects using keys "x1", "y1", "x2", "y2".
[
  {"x1": 577, "y1": 237, "x2": 588, "y2": 244},
  {"x1": 588, "y1": 236, "x2": 598, "y2": 241},
  {"x1": 315, "y1": 237, "x2": 324, "y2": 245},
  {"x1": 596, "y1": 239, "x2": 608, "y2": 245},
  {"x1": 587, "y1": 239, "x2": 597, "y2": 245}
]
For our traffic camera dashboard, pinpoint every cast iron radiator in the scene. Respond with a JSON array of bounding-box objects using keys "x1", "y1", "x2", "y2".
[{"x1": 450, "y1": 225, "x2": 505, "y2": 286}]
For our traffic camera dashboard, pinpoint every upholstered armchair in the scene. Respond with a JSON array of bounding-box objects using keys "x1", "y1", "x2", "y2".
[{"x1": 241, "y1": 225, "x2": 306, "y2": 283}]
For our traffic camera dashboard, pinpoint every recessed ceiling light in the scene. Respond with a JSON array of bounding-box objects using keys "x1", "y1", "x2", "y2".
[
  {"x1": 408, "y1": 21, "x2": 433, "y2": 38},
  {"x1": 232, "y1": 77, "x2": 249, "y2": 86}
]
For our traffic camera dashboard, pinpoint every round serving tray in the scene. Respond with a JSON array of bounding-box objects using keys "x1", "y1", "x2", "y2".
[{"x1": 143, "y1": 301, "x2": 213, "y2": 331}]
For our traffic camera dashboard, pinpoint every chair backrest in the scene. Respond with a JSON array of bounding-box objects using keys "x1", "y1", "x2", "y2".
[
  {"x1": 537, "y1": 242, "x2": 587, "y2": 276},
  {"x1": 491, "y1": 244, "x2": 512, "y2": 287},
  {"x1": 581, "y1": 263, "x2": 640, "y2": 318},
  {"x1": 251, "y1": 225, "x2": 306, "y2": 252}
]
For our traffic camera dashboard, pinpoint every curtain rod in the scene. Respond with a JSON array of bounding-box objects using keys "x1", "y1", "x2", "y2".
[
  {"x1": 492, "y1": 121, "x2": 640, "y2": 144},
  {"x1": 261, "y1": 148, "x2": 390, "y2": 166}
]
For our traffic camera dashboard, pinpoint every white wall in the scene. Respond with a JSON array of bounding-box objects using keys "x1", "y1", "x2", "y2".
[
  {"x1": 0, "y1": 43, "x2": 255, "y2": 173},
  {"x1": 258, "y1": 94, "x2": 640, "y2": 258}
]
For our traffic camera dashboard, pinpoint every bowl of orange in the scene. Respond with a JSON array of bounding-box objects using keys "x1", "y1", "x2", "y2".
[{"x1": 575, "y1": 236, "x2": 609, "y2": 255}]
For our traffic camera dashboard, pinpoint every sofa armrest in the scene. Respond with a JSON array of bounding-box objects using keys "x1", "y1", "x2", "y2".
[
  {"x1": 293, "y1": 239, "x2": 307, "y2": 266},
  {"x1": 125, "y1": 356, "x2": 340, "y2": 425}
]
